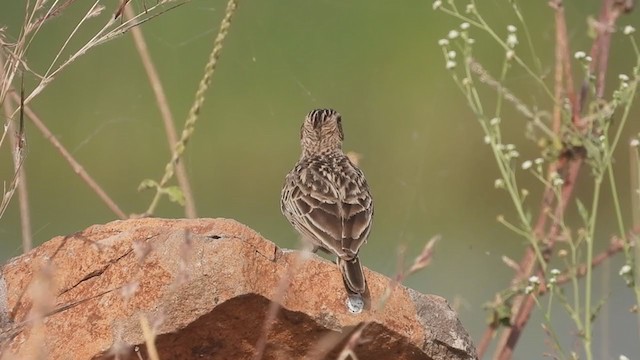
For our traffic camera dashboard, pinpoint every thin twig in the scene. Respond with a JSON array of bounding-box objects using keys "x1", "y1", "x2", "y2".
[
  {"x1": 336, "y1": 323, "x2": 368, "y2": 360},
  {"x1": 139, "y1": 315, "x2": 160, "y2": 360},
  {"x1": 145, "y1": 0, "x2": 238, "y2": 216},
  {"x1": 17, "y1": 0, "x2": 186, "y2": 109},
  {"x1": 28, "y1": 0, "x2": 79, "y2": 35},
  {"x1": 554, "y1": 236, "x2": 628, "y2": 286},
  {"x1": 467, "y1": 59, "x2": 538, "y2": 120},
  {"x1": 253, "y1": 251, "x2": 308, "y2": 360},
  {"x1": 476, "y1": 324, "x2": 497, "y2": 359},
  {"x1": 0, "y1": 57, "x2": 32, "y2": 251},
  {"x1": 9, "y1": 91, "x2": 127, "y2": 219},
  {"x1": 123, "y1": 4, "x2": 197, "y2": 218},
  {"x1": 1, "y1": 87, "x2": 32, "y2": 251},
  {"x1": 551, "y1": 0, "x2": 580, "y2": 125}
]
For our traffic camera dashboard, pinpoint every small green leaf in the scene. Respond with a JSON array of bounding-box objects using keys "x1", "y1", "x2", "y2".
[
  {"x1": 575, "y1": 199, "x2": 589, "y2": 225},
  {"x1": 163, "y1": 186, "x2": 185, "y2": 206},
  {"x1": 495, "y1": 304, "x2": 512, "y2": 327},
  {"x1": 590, "y1": 294, "x2": 610, "y2": 322},
  {"x1": 138, "y1": 179, "x2": 159, "y2": 192}
]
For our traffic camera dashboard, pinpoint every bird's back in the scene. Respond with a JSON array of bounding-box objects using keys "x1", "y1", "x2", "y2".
[{"x1": 281, "y1": 153, "x2": 373, "y2": 259}]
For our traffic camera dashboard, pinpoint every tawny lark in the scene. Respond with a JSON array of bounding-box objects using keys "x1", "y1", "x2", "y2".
[{"x1": 280, "y1": 109, "x2": 373, "y2": 295}]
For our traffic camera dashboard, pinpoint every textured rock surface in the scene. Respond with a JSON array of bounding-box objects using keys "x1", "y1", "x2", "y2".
[{"x1": 0, "y1": 218, "x2": 477, "y2": 360}]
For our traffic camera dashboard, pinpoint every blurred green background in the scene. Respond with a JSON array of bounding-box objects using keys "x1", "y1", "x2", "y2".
[{"x1": 1, "y1": 0, "x2": 639, "y2": 358}]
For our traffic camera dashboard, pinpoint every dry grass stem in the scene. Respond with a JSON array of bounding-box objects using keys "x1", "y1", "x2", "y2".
[
  {"x1": 1, "y1": 0, "x2": 184, "y2": 116},
  {"x1": 10, "y1": 92, "x2": 127, "y2": 219},
  {"x1": 145, "y1": 0, "x2": 239, "y2": 216},
  {"x1": 1, "y1": 90, "x2": 32, "y2": 252},
  {"x1": 501, "y1": 255, "x2": 522, "y2": 273},
  {"x1": 632, "y1": 144, "x2": 640, "y2": 229},
  {"x1": 139, "y1": 314, "x2": 160, "y2": 360},
  {"x1": 0, "y1": 53, "x2": 32, "y2": 248},
  {"x1": 123, "y1": 3, "x2": 197, "y2": 218},
  {"x1": 467, "y1": 59, "x2": 539, "y2": 120},
  {"x1": 407, "y1": 234, "x2": 440, "y2": 276},
  {"x1": 335, "y1": 323, "x2": 368, "y2": 360},
  {"x1": 253, "y1": 250, "x2": 309, "y2": 360},
  {"x1": 1, "y1": 0, "x2": 186, "y2": 224},
  {"x1": 376, "y1": 235, "x2": 440, "y2": 313}
]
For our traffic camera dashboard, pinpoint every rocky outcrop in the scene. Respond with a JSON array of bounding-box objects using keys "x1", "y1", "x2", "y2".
[{"x1": 0, "y1": 218, "x2": 477, "y2": 359}]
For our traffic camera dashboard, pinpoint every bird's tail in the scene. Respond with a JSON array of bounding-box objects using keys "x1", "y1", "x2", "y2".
[{"x1": 337, "y1": 256, "x2": 366, "y2": 295}]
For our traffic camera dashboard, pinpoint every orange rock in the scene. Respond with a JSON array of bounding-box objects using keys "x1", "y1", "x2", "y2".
[{"x1": 0, "y1": 218, "x2": 477, "y2": 360}]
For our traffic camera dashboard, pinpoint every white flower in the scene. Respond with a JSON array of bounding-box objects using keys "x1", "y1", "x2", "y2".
[
  {"x1": 631, "y1": 139, "x2": 640, "y2": 147},
  {"x1": 508, "y1": 150, "x2": 520, "y2": 158},
  {"x1": 550, "y1": 268, "x2": 561, "y2": 276},
  {"x1": 552, "y1": 177, "x2": 564, "y2": 187},
  {"x1": 494, "y1": 179, "x2": 505, "y2": 189},
  {"x1": 490, "y1": 117, "x2": 501, "y2": 126},
  {"x1": 505, "y1": 144, "x2": 516, "y2": 151},
  {"x1": 506, "y1": 50, "x2": 515, "y2": 61},
  {"x1": 620, "y1": 355, "x2": 630, "y2": 360},
  {"x1": 619, "y1": 74, "x2": 630, "y2": 82},
  {"x1": 624, "y1": 25, "x2": 636, "y2": 35},
  {"x1": 521, "y1": 160, "x2": 532, "y2": 170},
  {"x1": 460, "y1": 22, "x2": 470, "y2": 30},
  {"x1": 507, "y1": 33, "x2": 518, "y2": 48},
  {"x1": 467, "y1": 38, "x2": 476, "y2": 45},
  {"x1": 574, "y1": 51, "x2": 586, "y2": 59},
  {"x1": 465, "y1": 3, "x2": 475, "y2": 13},
  {"x1": 447, "y1": 50, "x2": 457, "y2": 59},
  {"x1": 483, "y1": 135, "x2": 491, "y2": 144},
  {"x1": 524, "y1": 285, "x2": 534, "y2": 294},
  {"x1": 550, "y1": 172, "x2": 564, "y2": 186},
  {"x1": 534, "y1": 157, "x2": 544, "y2": 165},
  {"x1": 619, "y1": 264, "x2": 632, "y2": 276},
  {"x1": 446, "y1": 60, "x2": 457, "y2": 70},
  {"x1": 432, "y1": 0, "x2": 442, "y2": 10},
  {"x1": 528, "y1": 276, "x2": 540, "y2": 284},
  {"x1": 438, "y1": 38, "x2": 449, "y2": 46},
  {"x1": 448, "y1": 30, "x2": 460, "y2": 39},
  {"x1": 507, "y1": 25, "x2": 517, "y2": 33},
  {"x1": 462, "y1": 77, "x2": 471, "y2": 86},
  {"x1": 585, "y1": 55, "x2": 592, "y2": 62}
]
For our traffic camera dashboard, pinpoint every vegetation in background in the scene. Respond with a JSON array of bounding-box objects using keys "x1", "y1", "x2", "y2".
[
  {"x1": 1, "y1": 0, "x2": 639, "y2": 358},
  {"x1": 434, "y1": 0, "x2": 639, "y2": 358}
]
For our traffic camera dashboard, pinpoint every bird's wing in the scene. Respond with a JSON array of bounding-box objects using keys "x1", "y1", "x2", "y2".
[
  {"x1": 336, "y1": 160, "x2": 373, "y2": 258},
  {"x1": 281, "y1": 156, "x2": 373, "y2": 259}
]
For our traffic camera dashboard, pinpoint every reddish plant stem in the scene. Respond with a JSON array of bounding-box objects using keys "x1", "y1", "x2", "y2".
[
  {"x1": 481, "y1": 0, "x2": 630, "y2": 358},
  {"x1": 553, "y1": 235, "x2": 629, "y2": 286},
  {"x1": 491, "y1": 2, "x2": 577, "y2": 357},
  {"x1": 476, "y1": 325, "x2": 497, "y2": 359}
]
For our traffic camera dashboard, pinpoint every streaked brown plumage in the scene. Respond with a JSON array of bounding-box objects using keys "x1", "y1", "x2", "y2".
[{"x1": 281, "y1": 109, "x2": 373, "y2": 295}]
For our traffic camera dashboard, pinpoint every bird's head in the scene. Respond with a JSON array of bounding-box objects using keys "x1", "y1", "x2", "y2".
[{"x1": 300, "y1": 108, "x2": 344, "y2": 156}]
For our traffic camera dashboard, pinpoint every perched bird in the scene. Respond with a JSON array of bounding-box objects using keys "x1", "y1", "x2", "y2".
[{"x1": 281, "y1": 109, "x2": 373, "y2": 296}]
